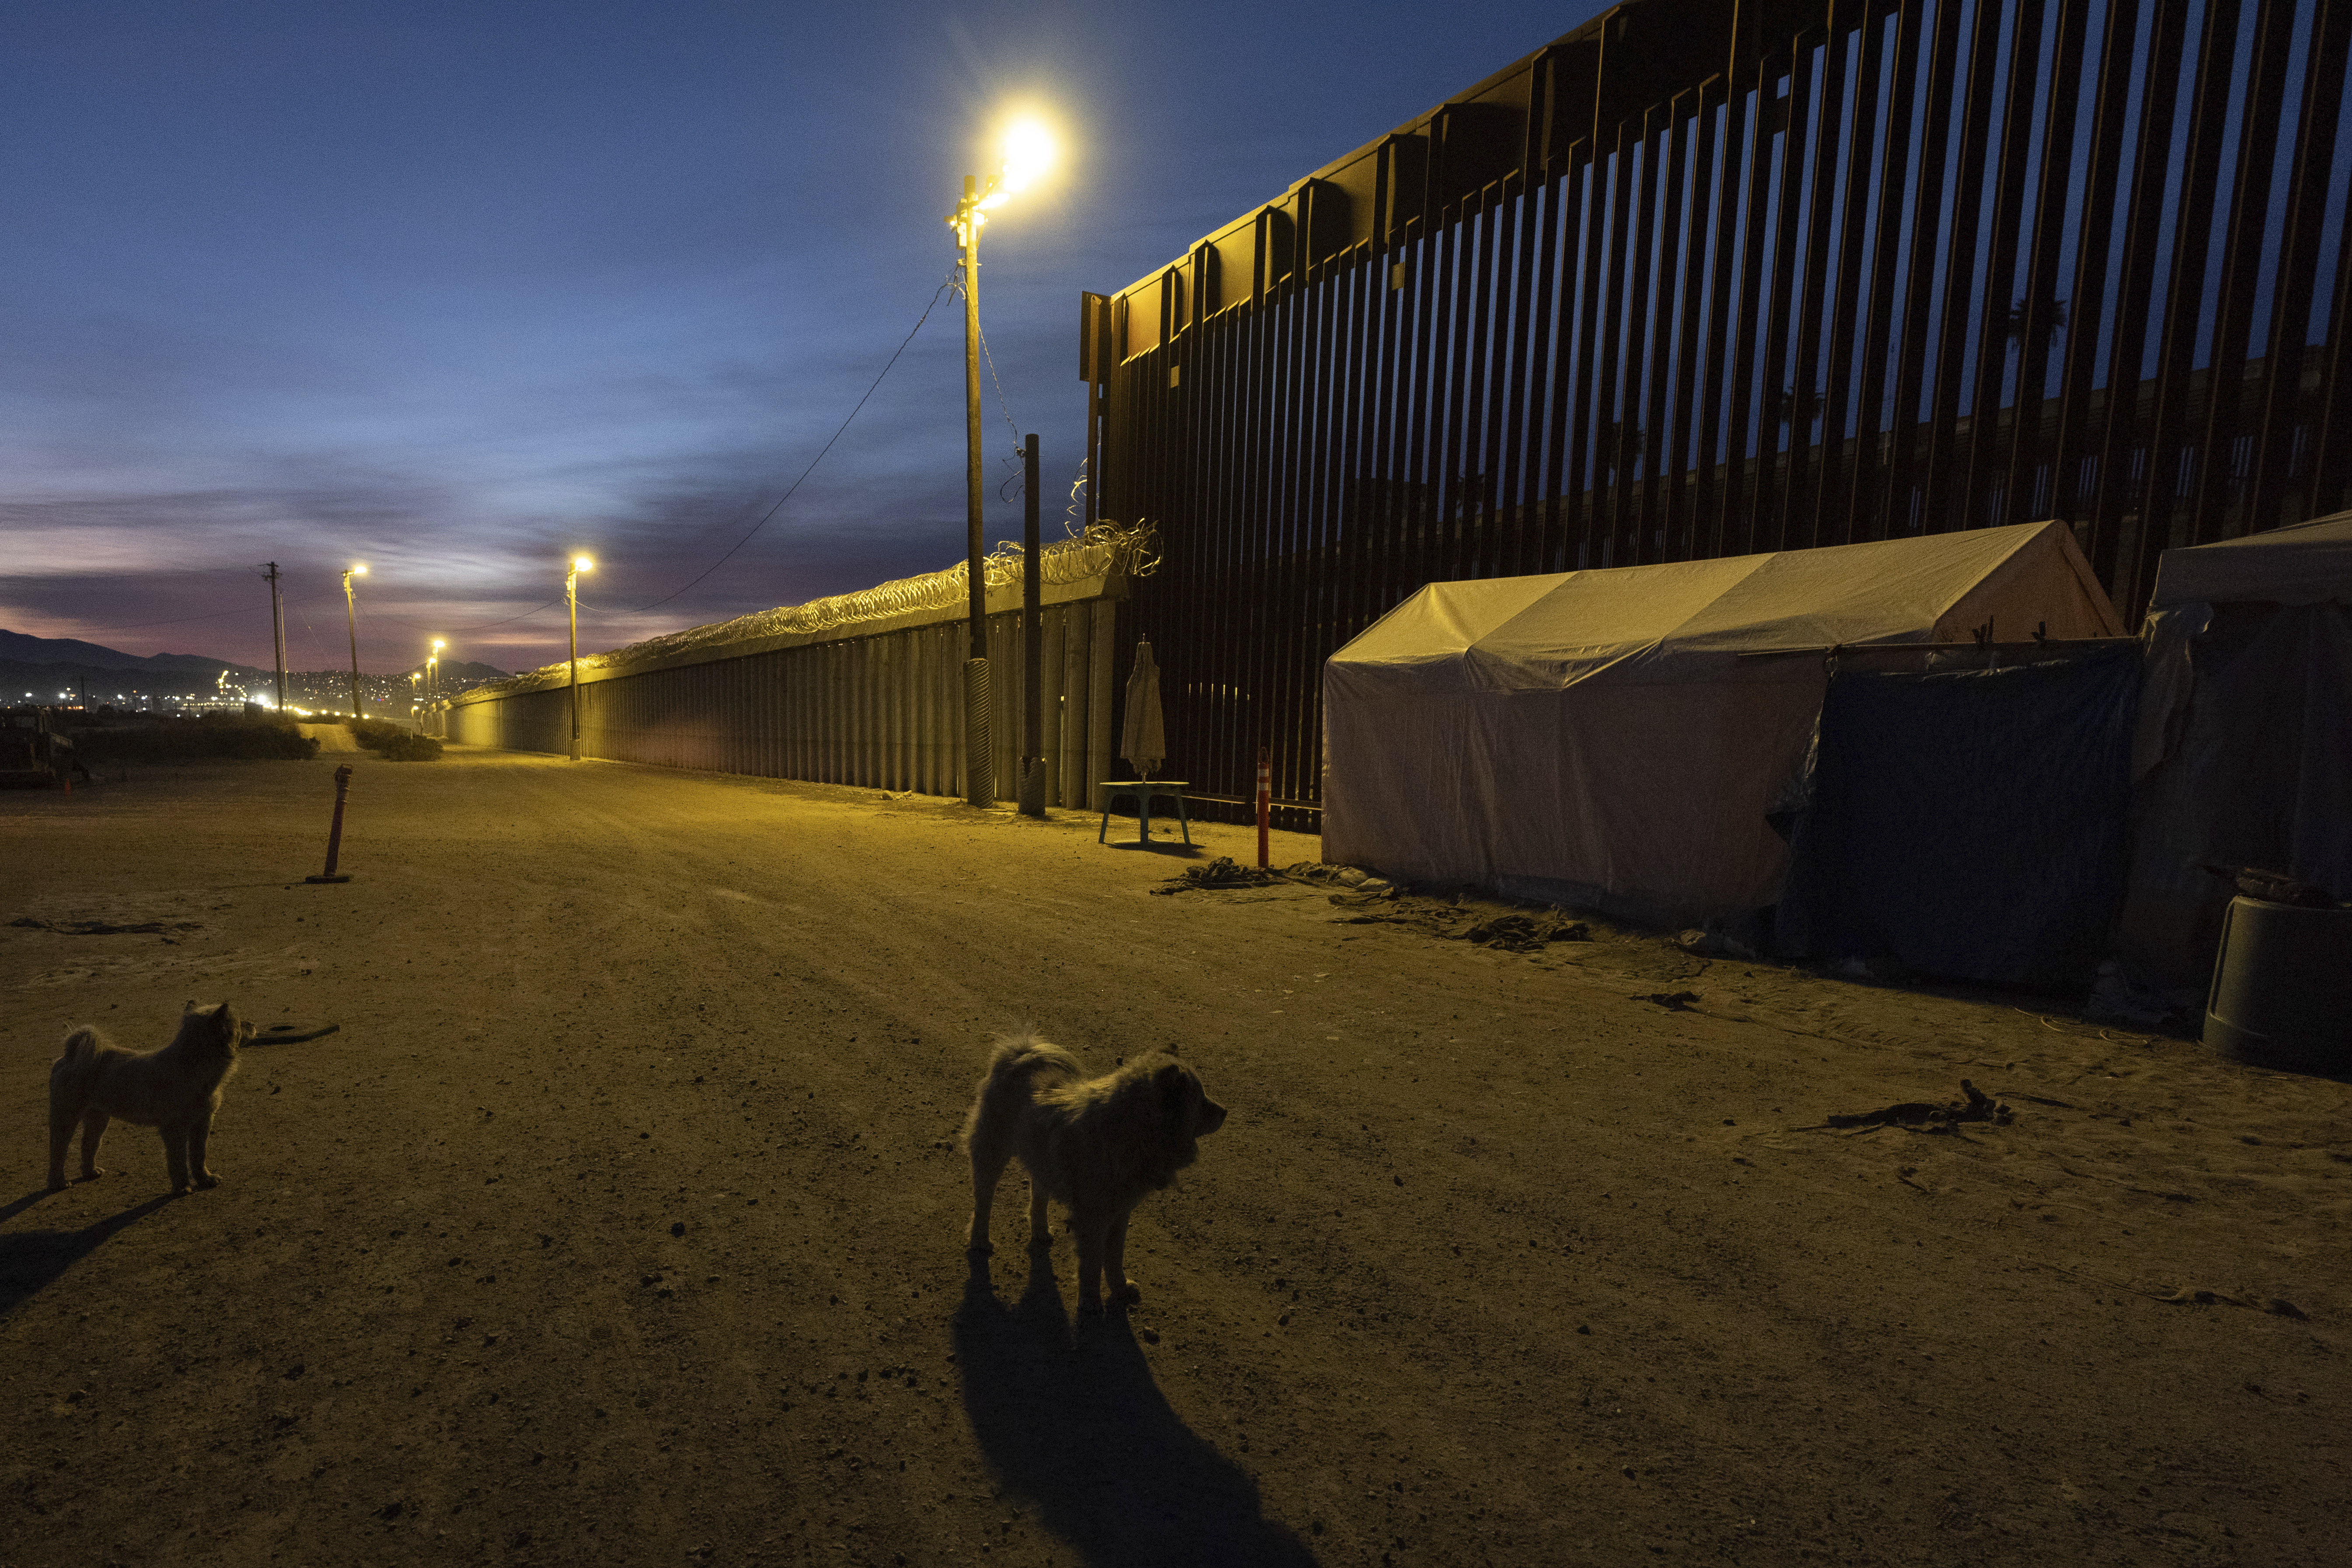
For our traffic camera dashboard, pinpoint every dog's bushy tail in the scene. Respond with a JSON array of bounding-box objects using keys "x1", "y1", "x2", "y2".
[
  {"x1": 958, "y1": 1031, "x2": 1081, "y2": 1155},
  {"x1": 58, "y1": 1026, "x2": 104, "y2": 1064}
]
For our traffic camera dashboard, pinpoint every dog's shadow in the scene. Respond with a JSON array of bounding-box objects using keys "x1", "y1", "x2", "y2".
[
  {"x1": 0, "y1": 1190, "x2": 174, "y2": 1318},
  {"x1": 954, "y1": 1249, "x2": 1318, "y2": 1568}
]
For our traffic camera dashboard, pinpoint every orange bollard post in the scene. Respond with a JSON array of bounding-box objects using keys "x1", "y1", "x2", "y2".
[{"x1": 306, "y1": 764, "x2": 354, "y2": 884}]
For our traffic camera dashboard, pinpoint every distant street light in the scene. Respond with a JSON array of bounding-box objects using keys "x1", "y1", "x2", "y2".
[
  {"x1": 341, "y1": 564, "x2": 368, "y2": 719},
  {"x1": 947, "y1": 115, "x2": 1056, "y2": 809},
  {"x1": 567, "y1": 556, "x2": 594, "y2": 761}
]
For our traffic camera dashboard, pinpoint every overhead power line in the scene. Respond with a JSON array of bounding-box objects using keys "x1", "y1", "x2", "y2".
[{"x1": 629, "y1": 269, "x2": 962, "y2": 616}]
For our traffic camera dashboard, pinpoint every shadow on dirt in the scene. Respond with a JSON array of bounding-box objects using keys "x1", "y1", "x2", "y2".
[
  {"x1": 1102, "y1": 838, "x2": 1207, "y2": 857},
  {"x1": 955, "y1": 1251, "x2": 1317, "y2": 1568},
  {"x1": 0, "y1": 1193, "x2": 174, "y2": 1317}
]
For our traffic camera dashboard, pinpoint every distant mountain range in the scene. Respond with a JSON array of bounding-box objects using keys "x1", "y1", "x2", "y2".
[
  {"x1": 1, "y1": 628, "x2": 505, "y2": 702},
  {"x1": 0, "y1": 628, "x2": 272, "y2": 680}
]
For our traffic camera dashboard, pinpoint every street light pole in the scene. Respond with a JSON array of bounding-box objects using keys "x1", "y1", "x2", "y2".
[
  {"x1": 428, "y1": 639, "x2": 445, "y2": 737},
  {"x1": 341, "y1": 564, "x2": 368, "y2": 719},
  {"x1": 567, "y1": 556, "x2": 593, "y2": 761},
  {"x1": 955, "y1": 174, "x2": 992, "y2": 808},
  {"x1": 945, "y1": 117, "x2": 1054, "y2": 810}
]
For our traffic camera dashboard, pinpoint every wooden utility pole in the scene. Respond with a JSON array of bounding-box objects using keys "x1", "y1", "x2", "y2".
[{"x1": 264, "y1": 562, "x2": 287, "y2": 711}]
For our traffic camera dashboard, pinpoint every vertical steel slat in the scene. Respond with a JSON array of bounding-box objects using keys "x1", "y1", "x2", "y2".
[
  {"x1": 1879, "y1": 0, "x2": 1971, "y2": 537},
  {"x1": 1430, "y1": 202, "x2": 1476, "y2": 581},
  {"x1": 1636, "y1": 95, "x2": 1695, "y2": 562},
  {"x1": 2254, "y1": 0, "x2": 2352, "y2": 528},
  {"x1": 2309, "y1": 85, "x2": 2352, "y2": 516},
  {"x1": 1335, "y1": 223, "x2": 1381, "y2": 630},
  {"x1": 1752, "y1": 34, "x2": 1822, "y2": 552},
  {"x1": 1564, "y1": 139, "x2": 1616, "y2": 567},
  {"x1": 1712, "y1": 78, "x2": 1768, "y2": 564},
  {"x1": 2130, "y1": 0, "x2": 2247, "y2": 605},
  {"x1": 1468, "y1": 196, "x2": 1514, "y2": 578},
  {"x1": 1604, "y1": 119, "x2": 1657, "y2": 567},
  {"x1": 1516, "y1": 169, "x2": 1566, "y2": 574},
  {"x1": 1957, "y1": 0, "x2": 2052, "y2": 532},
  {"x1": 1590, "y1": 124, "x2": 1640, "y2": 565},
  {"x1": 1494, "y1": 171, "x2": 1545, "y2": 575},
  {"x1": 1259, "y1": 268, "x2": 1302, "y2": 801},
  {"x1": 2188, "y1": 0, "x2": 2299, "y2": 539},
  {"x1": 1194, "y1": 307, "x2": 1235, "y2": 795},
  {"x1": 2088, "y1": 0, "x2": 2193, "y2": 598},
  {"x1": 1843, "y1": 0, "x2": 1928, "y2": 540},
  {"x1": 2001, "y1": 0, "x2": 2095, "y2": 526},
  {"x1": 1546, "y1": 148, "x2": 1599, "y2": 569},
  {"x1": 1272, "y1": 264, "x2": 1316, "y2": 803},
  {"x1": 1404, "y1": 210, "x2": 1447, "y2": 593},
  {"x1": 1434, "y1": 202, "x2": 1480, "y2": 578},
  {"x1": 1775, "y1": 9, "x2": 1857, "y2": 553},
  {"x1": 1365, "y1": 199, "x2": 1411, "y2": 626},
  {"x1": 1811, "y1": 1, "x2": 1890, "y2": 549},
  {"x1": 1916, "y1": 0, "x2": 2009, "y2": 534},
  {"x1": 1664, "y1": 81, "x2": 1725, "y2": 559}
]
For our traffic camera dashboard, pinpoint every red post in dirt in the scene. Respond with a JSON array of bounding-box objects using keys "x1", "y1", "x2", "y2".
[
  {"x1": 1256, "y1": 746, "x2": 1271, "y2": 869},
  {"x1": 306, "y1": 764, "x2": 354, "y2": 884}
]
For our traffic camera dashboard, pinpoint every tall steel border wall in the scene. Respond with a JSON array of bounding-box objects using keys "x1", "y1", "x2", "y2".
[
  {"x1": 444, "y1": 573, "x2": 1125, "y2": 807},
  {"x1": 1084, "y1": 0, "x2": 2352, "y2": 823}
]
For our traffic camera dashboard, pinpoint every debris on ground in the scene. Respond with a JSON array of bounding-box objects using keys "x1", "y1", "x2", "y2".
[
  {"x1": 1331, "y1": 896, "x2": 1591, "y2": 952},
  {"x1": 1154, "y1": 859, "x2": 1403, "y2": 897},
  {"x1": 254, "y1": 1022, "x2": 342, "y2": 1045},
  {"x1": 1818, "y1": 1079, "x2": 2012, "y2": 1132},
  {"x1": 1150, "y1": 856, "x2": 1286, "y2": 894},
  {"x1": 10, "y1": 915, "x2": 203, "y2": 936},
  {"x1": 1636, "y1": 991, "x2": 1700, "y2": 1010},
  {"x1": 2138, "y1": 1286, "x2": 2308, "y2": 1319},
  {"x1": 1283, "y1": 862, "x2": 1397, "y2": 895}
]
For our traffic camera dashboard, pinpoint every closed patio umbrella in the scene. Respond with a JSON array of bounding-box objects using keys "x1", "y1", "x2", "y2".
[{"x1": 1120, "y1": 637, "x2": 1166, "y2": 779}]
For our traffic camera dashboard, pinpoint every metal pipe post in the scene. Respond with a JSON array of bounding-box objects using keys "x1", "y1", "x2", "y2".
[
  {"x1": 1019, "y1": 434, "x2": 1044, "y2": 817},
  {"x1": 305, "y1": 764, "x2": 354, "y2": 883},
  {"x1": 1256, "y1": 746, "x2": 1271, "y2": 869}
]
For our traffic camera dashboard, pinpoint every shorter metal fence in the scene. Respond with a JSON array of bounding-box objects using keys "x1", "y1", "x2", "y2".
[{"x1": 446, "y1": 576, "x2": 1128, "y2": 809}]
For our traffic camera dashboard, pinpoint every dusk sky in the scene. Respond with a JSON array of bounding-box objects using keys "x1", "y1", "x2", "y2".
[{"x1": 2, "y1": 0, "x2": 1606, "y2": 675}]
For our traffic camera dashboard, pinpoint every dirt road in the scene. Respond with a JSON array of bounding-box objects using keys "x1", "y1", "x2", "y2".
[{"x1": 4, "y1": 749, "x2": 2345, "y2": 1566}]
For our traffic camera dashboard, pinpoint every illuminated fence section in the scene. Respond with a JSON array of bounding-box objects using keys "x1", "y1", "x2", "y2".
[
  {"x1": 445, "y1": 569, "x2": 1126, "y2": 804},
  {"x1": 1088, "y1": 0, "x2": 2352, "y2": 821}
]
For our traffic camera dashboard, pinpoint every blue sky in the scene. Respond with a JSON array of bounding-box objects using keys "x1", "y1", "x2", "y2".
[{"x1": 0, "y1": 0, "x2": 1603, "y2": 673}]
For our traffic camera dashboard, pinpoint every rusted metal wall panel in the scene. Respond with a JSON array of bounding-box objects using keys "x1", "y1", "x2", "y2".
[{"x1": 1092, "y1": 0, "x2": 2352, "y2": 821}]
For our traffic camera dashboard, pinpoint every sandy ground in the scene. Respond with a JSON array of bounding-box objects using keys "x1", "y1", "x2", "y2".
[{"x1": 3, "y1": 748, "x2": 2347, "y2": 1568}]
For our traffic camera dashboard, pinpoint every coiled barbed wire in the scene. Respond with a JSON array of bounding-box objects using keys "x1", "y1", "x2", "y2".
[{"x1": 474, "y1": 520, "x2": 1159, "y2": 694}]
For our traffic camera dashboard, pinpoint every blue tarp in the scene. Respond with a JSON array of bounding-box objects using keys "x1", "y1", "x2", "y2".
[{"x1": 1776, "y1": 644, "x2": 2142, "y2": 990}]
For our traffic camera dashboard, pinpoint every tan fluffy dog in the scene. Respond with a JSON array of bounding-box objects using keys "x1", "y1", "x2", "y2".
[
  {"x1": 48, "y1": 1001, "x2": 252, "y2": 1195},
  {"x1": 962, "y1": 1033, "x2": 1226, "y2": 1313}
]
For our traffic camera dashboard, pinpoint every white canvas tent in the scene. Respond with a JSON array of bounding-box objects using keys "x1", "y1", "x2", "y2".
[{"x1": 1322, "y1": 520, "x2": 2124, "y2": 927}]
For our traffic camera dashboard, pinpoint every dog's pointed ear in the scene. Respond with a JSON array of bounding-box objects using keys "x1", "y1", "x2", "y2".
[{"x1": 1154, "y1": 1062, "x2": 1190, "y2": 1099}]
